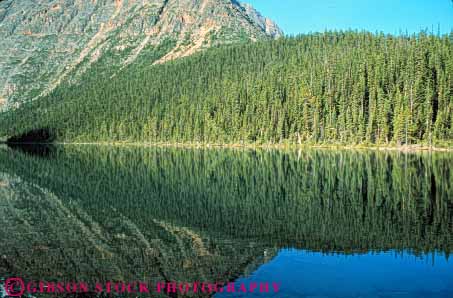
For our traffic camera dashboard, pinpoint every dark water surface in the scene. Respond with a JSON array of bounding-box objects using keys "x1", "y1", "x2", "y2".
[{"x1": 0, "y1": 145, "x2": 452, "y2": 298}]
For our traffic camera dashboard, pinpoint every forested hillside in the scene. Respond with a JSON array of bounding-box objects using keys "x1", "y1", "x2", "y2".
[{"x1": 0, "y1": 31, "x2": 452, "y2": 146}]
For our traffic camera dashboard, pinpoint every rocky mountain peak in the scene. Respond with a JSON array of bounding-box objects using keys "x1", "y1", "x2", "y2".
[{"x1": 236, "y1": 2, "x2": 283, "y2": 38}]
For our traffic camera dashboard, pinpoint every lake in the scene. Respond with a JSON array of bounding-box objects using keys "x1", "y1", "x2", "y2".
[{"x1": 0, "y1": 145, "x2": 452, "y2": 298}]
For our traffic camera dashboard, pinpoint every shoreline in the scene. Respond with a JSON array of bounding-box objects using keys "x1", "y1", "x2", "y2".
[{"x1": 4, "y1": 141, "x2": 449, "y2": 153}]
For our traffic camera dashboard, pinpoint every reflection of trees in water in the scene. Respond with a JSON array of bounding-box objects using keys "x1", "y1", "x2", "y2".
[
  {"x1": 0, "y1": 169, "x2": 274, "y2": 296},
  {"x1": 6, "y1": 144, "x2": 56, "y2": 158},
  {"x1": 0, "y1": 147, "x2": 452, "y2": 286}
]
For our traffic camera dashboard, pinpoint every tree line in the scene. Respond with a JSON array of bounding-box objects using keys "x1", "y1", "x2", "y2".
[{"x1": 1, "y1": 31, "x2": 452, "y2": 146}]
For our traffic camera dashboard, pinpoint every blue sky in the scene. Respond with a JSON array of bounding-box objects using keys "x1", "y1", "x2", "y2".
[{"x1": 244, "y1": 0, "x2": 453, "y2": 36}]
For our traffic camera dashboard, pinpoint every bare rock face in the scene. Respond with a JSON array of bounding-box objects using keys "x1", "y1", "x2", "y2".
[
  {"x1": 0, "y1": 0, "x2": 282, "y2": 108},
  {"x1": 237, "y1": 2, "x2": 283, "y2": 38}
]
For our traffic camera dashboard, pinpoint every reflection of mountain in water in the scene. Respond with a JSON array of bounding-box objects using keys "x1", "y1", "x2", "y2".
[
  {"x1": 0, "y1": 146, "x2": 452, "y2": 295},
  {"x1": 0, "y1": 170, "x2": 274, "y2": 297}
]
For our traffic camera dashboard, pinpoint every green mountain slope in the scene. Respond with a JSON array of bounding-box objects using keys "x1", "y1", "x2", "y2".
[
  {"x1": 0, "y1": 31, "x2": 452, "y2": 145},
  {"x1": 0, "y1": 0, "x2": 282, "y2": 108}
]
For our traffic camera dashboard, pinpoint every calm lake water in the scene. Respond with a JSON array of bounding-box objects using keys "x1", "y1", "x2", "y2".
[{"x1": 0, "y1": 145, "x2": 452, "y2": 298}]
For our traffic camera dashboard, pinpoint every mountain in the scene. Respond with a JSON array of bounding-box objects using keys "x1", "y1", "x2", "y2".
[{"x1": 0, "y1": 0, "x2": 282, "y2": 108}]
